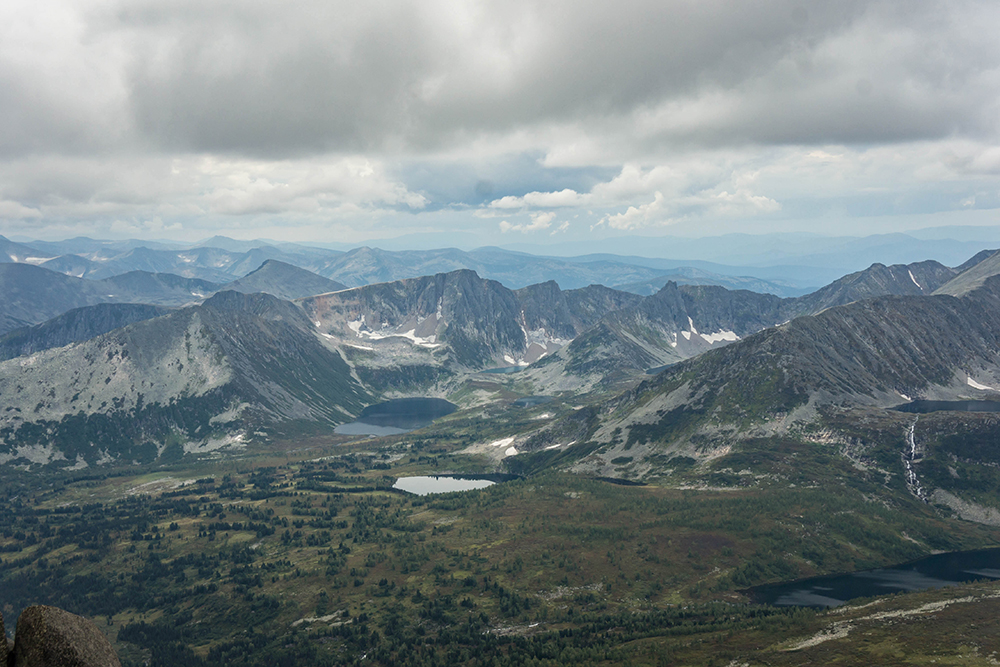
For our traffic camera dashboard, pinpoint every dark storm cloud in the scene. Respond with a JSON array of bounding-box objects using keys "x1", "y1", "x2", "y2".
[
  {"x1": 79, "y1": 0, "x2": 999, "y2": 157},
  {"x1": 2, "y1": 0, "x2": 1000, "y2": 240}
]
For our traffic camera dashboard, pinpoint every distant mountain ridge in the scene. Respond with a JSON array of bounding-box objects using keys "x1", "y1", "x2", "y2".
[
  {"x1": 522, "y1": 257, "x2": 973, "y2": 391},
  {"x1": 519, "y1": 254, "x2": 1000, "y2": 479},
  {"x1": 0, "y1": 261, "x2": 348, "y2": 336},
  {"x1": 224, "y1": 260, "x2": 347, "y2": 300}
]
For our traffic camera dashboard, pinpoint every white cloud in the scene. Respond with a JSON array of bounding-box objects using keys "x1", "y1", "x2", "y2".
[
  {"x1": 598, "y1": 192, "x2": 665, "y2": 230},
  {"x1": 0, "y1": 1, "x2": 998, "y2": 242},
  {"x1": 499, "y1": 210, "x2": 556, "y2": 233}
]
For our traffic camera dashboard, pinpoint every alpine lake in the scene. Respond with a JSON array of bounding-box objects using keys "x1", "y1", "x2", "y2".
[{"x1": 334, "y1": 397, "x2": 458, "y2": 436}]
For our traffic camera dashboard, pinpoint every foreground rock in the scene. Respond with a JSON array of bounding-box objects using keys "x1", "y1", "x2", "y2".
[{"x1": 12, "y1": 605, "x2": 120, "y2": 667}]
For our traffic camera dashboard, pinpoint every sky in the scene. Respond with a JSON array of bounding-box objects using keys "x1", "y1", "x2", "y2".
[{"x1": 2, "y1": 0, "x2": 1000, "y2": 248}]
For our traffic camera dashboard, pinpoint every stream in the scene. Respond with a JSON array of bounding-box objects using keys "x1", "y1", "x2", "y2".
[{"x1": 903, "y1": 416, "x2": 928, "y2": 502}]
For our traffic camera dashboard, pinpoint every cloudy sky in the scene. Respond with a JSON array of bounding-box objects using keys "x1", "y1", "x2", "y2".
[{"x1": 2, "y1": 0, "x2": 1000, "y2": 247}]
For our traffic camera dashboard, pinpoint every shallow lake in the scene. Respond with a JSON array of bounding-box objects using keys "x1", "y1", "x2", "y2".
[
  {"x1": 893, "y1": 399, "x2": 1000, "y2": 413},
  {"x1": 749, "y1": 547, "x2": 1000, "y2": 607},
  {"x1": 392, "y1": 476, "x2": 496, "y2": 495},
  {"x1": 335, "y1": 398, "x2": 457, "y2": 436},
  {"x1": 512, "y1": 396, "x2": 553, "y2": 407}
]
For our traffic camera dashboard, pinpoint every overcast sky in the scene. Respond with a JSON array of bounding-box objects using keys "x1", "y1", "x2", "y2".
[{"x1": 2, "y1": 0, "x2": 1000, "y2": 246}]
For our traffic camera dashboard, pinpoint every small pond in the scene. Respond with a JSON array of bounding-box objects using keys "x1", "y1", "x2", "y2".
[
  {"x1": 393, "y1": 475, "x2": 500, "y2": 495},
  {"x1": 748, "y1": 547, "x2": 1000, "y2": 608},
  {"x1": 512, "y1": 396, "x2": 553, "y2": 408},
  {"x1": 892, "y1": 399, "x2": 1000, "y2": 413},
  {"x1": 335, "y1": 398, "x2": 457, "y2": 436}
]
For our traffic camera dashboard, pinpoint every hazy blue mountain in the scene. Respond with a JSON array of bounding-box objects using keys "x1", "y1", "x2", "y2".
[
  {"x1": 0, "y1": 264, "x2": 221, "y2": 335},
  {"x1": 0, "y1": 264, "x2": 107, "y2": 335},
  {"x1": 225, "y1": 260, "x2": 347, "y2": 299},
  {"x1": 0, "y1": 236, "x2": 54, "y2": 263},
  {"x1": 501, "y1": 232, "x2": 996, "y2": 274},
  {"x1": 613, "y1": 268, "x2": 808, "y2": 297}
]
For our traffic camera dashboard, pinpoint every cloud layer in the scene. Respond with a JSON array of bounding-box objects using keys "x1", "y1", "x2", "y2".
[{"x1": 1, "y1": 0, "x2": 999, "y2": 241}]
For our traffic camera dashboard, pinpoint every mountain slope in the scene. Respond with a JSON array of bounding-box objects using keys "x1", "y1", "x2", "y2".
[
  {"x1": 224, "y1": 260, "x2": 347, "y2": 299},
  {"x1": 0, "y1": 264, "x2": 223, "y2": 335},
  {"x1": 521, "y1": 258, "x2": 971, "y2": 392},
  {"x1": 789, "y1": 260, "x2": 956, "y2": 314},
  {"x1": 0, "y1": 303, "x2": 172, "y2": 361},
  {"x1": 935, "y1": 250, "x2": 1000, "y2": 296},
  {"x1": 0, "y1": 264, "x2": 107, "y2": 335},
  {"x1": 0, "y1": 291, "x2": 368, "y2": 467},
  {"x1": 549, "y1": 276, "x2": 1000, "y2": 477}
]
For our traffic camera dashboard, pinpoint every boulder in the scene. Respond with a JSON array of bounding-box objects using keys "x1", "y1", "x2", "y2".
[{"x1": 12, "y1": 606, "x2": 120, "y2": 667}]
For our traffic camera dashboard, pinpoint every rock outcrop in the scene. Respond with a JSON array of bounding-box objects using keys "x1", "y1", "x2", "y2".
[{"x1": 11, "y1": 605, "x2": 120, "y2": 667}]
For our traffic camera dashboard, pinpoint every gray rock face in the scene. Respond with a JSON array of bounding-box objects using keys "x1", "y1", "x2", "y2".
[{"x1": 12, "y1": 605, "x2": 120, "y2": 667}]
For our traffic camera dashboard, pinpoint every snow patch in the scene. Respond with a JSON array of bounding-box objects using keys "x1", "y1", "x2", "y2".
[
  {"x1": 700, "y1": 330, "x2": 739, "y2": 344},
  {"x1": 504, "y1": 446, "x2": 519, "y2": 457},
  {"x1": 967, "y1": 376, "x2": 997, "y2": 391},
  {"x1": 489, "y1": 437, "x2": 515, "y2": 448},
  {"x1": 908, "y1": 269, "x2": 922, "y2": 289},
  {"x1": 545, "y1": 440, "x2": 575, "y2": 451},
  {"x1": 349, "y1": 314, "x2": 441, "y2": 348}
]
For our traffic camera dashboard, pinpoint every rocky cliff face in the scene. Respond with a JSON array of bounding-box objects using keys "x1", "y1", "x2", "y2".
[{"x1": 304, "y1": 270, "x2": 529, "y2": 369}]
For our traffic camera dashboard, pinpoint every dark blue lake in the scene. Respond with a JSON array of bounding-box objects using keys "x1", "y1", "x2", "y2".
[
  {"x1": 749, "y1": 547, "x2": 1000, "y2": 607},
  {"x1": 335, "y1": 398, "x2": 457, "y2": 436},
  {"x1": 893, "y1": 400, "x2": 1000, "y2": 413}
]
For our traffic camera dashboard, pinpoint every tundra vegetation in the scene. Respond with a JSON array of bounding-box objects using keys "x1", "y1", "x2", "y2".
[{"x1": 2, "y1": 415, "x2": 1000, "y2": 667}]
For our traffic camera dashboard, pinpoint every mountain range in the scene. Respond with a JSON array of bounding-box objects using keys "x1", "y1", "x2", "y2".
[
  {"x1": 0, "y1": 234, "x2": 935, "y2": 295},
  {"x1": 1, "y1": 240, "x2": 998, "y2": 471}
]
